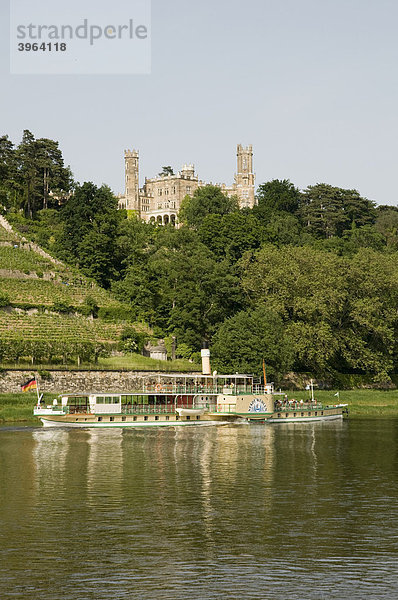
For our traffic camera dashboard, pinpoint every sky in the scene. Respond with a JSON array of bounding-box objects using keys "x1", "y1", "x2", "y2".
[{"x1": 1, "y1": 0, "x2": 398, "y2": 205}]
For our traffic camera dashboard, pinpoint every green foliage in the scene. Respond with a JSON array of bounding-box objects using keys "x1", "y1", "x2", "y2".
[
  {"x1": 158, "y1": 166, "x2": 174, "y2": 177},
  {"x1": 119, "y1": 325, "x2": 146, "y2": 353},
  {"x1": 1, "y1": 130, "x2": 73, "y2": 217},
  {"x1": 375, "y1": 208, "x2": 398, "y2": 249},
  {"x1": 52, "y1": 300, "x2": 72, "y2": 314},
  {"x1": 98, "y1": 306, "x2": 134, "y2": 322},
  {"x1": 300, "y1": 184, "x2": 376, "y2": 238},
  {"x1": 239, "y1": 244, "x2": 398, "y2": 378},
  {"x1": 83, "y1": 295, "x2": 99, "y2": 318},
  {"x1": 0, "y1": 292, "x2": 10, "y2": 307},
  {"x1": 199, "y1": 212, "x2": 262, "y2": 260},
  {"x1": 255, "y1": 179, "x2": 300, "y2": 216},
  {"x1": 0, "y1": 245, "x2": 54, "y2": 272},
  {"x1": 212, "y1": 306, "x2": 294, "y2": 376},
  {"x1": 175, "y1": 342, "x2": 194, "y2": 360},
  {"x1": 37, "y1": 369, "x2": 52, "y2": 380},
  {"x1": 56, "y1": 182, "x2": 123, "y2": 288},
  {"x1": 179, "y1": 185, "x2": 239, "y2": 228}
]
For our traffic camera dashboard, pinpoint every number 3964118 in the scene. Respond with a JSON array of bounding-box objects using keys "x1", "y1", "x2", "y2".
[{"x1": 18, "y1": 43, "x2": 67, "y2": 51}]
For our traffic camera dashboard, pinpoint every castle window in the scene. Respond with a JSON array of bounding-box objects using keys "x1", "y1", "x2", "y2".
[
  {"x1": 186, "y1": 186, "x2": 191, "y2": 194},
  {"x1": 172, "y1": 187, "x2": 176, "y2": 194}
]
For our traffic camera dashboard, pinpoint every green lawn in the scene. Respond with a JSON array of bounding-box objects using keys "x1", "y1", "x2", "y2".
[
  {"x1": 97, "y1": 353, "x2": 200, "y2": 372},
  {"x1": 0, "y1": 353, "x2": 200, "y2": 372},
  {"x1": 0, "y1": 392, "x2": 55, "y2": 423}
]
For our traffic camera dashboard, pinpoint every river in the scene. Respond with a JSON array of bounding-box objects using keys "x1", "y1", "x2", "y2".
[{"x1": 0, "y1": 419, "x2": 397, "y2": 599}]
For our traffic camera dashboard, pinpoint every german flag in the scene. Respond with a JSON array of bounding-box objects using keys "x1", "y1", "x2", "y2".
[{"x1": 21, "y1": 378, "x2": 37, "y2": 392}]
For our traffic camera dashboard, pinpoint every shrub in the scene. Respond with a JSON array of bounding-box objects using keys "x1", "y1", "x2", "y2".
[
  {"x1": 82, "y1": 295, "x2": 99, "y2": 318},
  {"x1": 119, "y1": 326, "x2": 146, "y2": 353},
  {"x1": 52, "y1": 300, "x2": 72, "y2": 314},
  {"x1": 98, "y1": 306, "x2": 133, "y2": 322},
  {"x1": 0, "y1": 292, "x2": 10, "y2": 308}
]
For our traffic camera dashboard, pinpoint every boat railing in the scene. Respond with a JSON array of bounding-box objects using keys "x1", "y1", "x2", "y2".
[
  {"x1": 122, "y1": 404, "x2": 177, "y2": 415},
  {"x1": 34, "y1": 404, "x2": 69, "y2": 414},
  {"x1": 273, "y1": 402, "x2": 324, "y2": 412},
  {"x1": 141, "y1": 384, "x2": 254, "y2": 395}
]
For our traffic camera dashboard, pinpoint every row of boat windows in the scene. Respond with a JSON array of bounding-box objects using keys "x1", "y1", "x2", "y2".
[
  {"x1": 96, "y1": 396, "x2": 120, "y2": 404},
  {"x1": 89, "y1": 415, "x2": 202, "y2": 422},
  {"x1": 277, "y1": 411, "x2": 324, "y2": 418}
]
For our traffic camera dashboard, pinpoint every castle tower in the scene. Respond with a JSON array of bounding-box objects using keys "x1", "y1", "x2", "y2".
[
  {"x1": 235, "y1": 144, "x2": 255, "y2": 208},
  {"x1": 124, "y1": 149, "x2": 140, "y2": 213}
]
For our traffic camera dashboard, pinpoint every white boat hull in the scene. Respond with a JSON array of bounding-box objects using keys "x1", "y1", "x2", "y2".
[
  {"x1": 267, "y1": 413, "x2": 343, "y2": 423},
  {"x1": 40, "y1": 417, "x2": 227, "y2": 428}
]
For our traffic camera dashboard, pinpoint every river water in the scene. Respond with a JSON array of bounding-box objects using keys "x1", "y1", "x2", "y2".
[{"x1": 0, "y1": 419, "x2": 397, "y2": 599}]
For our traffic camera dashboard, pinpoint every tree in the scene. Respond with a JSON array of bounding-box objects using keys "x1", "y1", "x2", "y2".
[
  {"x1": 198, "y1": 212, "x2": 262, "y2": 261},
  {"x1": 211, "y1": 306, "x2": 294, "y2": 376},
  {"x1": 179, "y1": 185, "x2": 239, "y2": 229},
  {"x1": 14, "y1": 130, "x2": 72, "y2": 217},
  {"x1": 158, "y1": 166, "x2": 174, "y2": 177},
  {"x1": 300, "y1": 184, "x2": 376, "y2": 239},
  {"x1": 57, "y1": 183, "x2": 123, "y2": 287},
  {"x1": 375, "y1": 209, "x2": 398, "y2": 249},
  {"x1": 255, "y1": 179, "x2": 300, "y2": 217},
  {"x1": 0, "y1": 135, "x2": 17, "y2": 210}
]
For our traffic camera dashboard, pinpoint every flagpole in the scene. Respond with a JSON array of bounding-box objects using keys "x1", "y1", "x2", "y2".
[{"x1": 35, "y1": 374, "x2": 40, "y2": 405}]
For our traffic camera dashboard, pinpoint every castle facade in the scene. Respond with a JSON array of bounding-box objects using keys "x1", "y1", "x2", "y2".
[{"x1": 118, "y1": 144, "x2": 256, "y2": 225}]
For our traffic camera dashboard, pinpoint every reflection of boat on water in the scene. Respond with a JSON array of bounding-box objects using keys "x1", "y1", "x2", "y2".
[{"x1": 33, "y1": 374, "x2": 348, "y2": 429}]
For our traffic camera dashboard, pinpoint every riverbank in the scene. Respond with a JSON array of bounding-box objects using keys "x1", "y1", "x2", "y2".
[{"x1": 1, "y1": 389, "x2": 398, "y2": 424}]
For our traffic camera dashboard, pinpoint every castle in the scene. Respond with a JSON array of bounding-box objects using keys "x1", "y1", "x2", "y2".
[{"x1": 118, "y1": 144, "x2": 256, "y2": 225}]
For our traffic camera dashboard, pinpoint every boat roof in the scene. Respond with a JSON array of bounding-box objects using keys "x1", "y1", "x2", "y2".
[{"x1": 58, "y1": 373, "x2": 256, "y2": 398}]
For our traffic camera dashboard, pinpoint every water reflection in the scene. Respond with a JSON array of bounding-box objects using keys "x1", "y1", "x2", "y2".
[{"x1": 1, "y1": 420, "x2": 398, "y2": 599}]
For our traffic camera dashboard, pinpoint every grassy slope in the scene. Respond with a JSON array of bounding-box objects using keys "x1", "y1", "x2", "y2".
[{"x1": 0, "y1": 222, "x2": 137, "y2": 364}]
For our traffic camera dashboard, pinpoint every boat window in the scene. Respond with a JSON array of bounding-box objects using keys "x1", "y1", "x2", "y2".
[
  {"x1": 110, "y1": 417, "x2": 114, "y2": 422},
  {"x1": 166, "y1": 416, "x2": 169, "y2": 421},
  {"x1": 155, "y1": 416, "x2": 159, "y2": 421},
  {"x1": 278, "y1": 413, "x2": 281, "y2": 418},
  {"x1": 133, "y1": 416, "x2": 137, "y2": 421},
  {"x1": 121, "y1": 395, "x2": 133, "y2": 403},
  {"x1": 308, "y1": 412, "x2": 311, "y2": 416},
  {"x1": 321, "y1": 411, "x2": 324, "y2": 416},
  {"x1": 196, "y1": 415, "x2": 200, "y2": 420},
  {"x1": 315, "y1": 412, "x2": 317, "y2": 416},
  {"x1": 122, "y1": 416, "x2": 126, "y2": 422},
  {"x1": 285, "y1": 413, "x2": 288, "y2": 418},
  {"x1": 186, "y1": 415, "x2": 190, "y2": 420},
  {"x1": 144, "y1": 416, "x2": 148, "y2": 421},
  {"x1": 176, "y1": 415, "x2": 179, "y2": 420},
  {"x1": 98, "y1": 417, "x2": 102, "y2": 422},
  {"x1": 294, "y1": 413, "x2": 296, "y2": 418}
]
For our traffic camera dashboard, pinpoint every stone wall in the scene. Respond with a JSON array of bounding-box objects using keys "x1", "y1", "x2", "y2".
[{"x1": 0, "y1": 370, "x2": 200, "y2": 394}]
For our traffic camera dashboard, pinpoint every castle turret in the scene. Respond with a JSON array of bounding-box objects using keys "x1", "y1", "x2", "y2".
[
  {"x1": 235, "y1": 144, "x2": 255, "y2": 208},
  {"x1": 180, "y1": 164, "x2": 195, "y2": 179},
  {"x1": 124, "y1": 149, "x2": 140, "y2": 213}
]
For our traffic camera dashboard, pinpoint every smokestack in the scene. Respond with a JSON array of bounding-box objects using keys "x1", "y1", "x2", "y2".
[{"x1": 201, "y1": 348, "x2": 211, "y2": 375}]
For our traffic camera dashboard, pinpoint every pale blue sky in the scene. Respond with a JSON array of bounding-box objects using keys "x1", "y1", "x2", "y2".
[{"x1": 1, "y1": 0, "x2": 398, "y2": 204}]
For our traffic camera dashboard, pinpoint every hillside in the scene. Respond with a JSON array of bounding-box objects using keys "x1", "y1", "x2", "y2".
[{"x1": 0, "y1": 217, "x2": 136, "y2": 366}]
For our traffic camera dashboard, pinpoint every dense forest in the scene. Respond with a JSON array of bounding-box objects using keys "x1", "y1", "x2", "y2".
[{"x1": 2, "y1": 130, "x2": 398, "y2": 382}]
